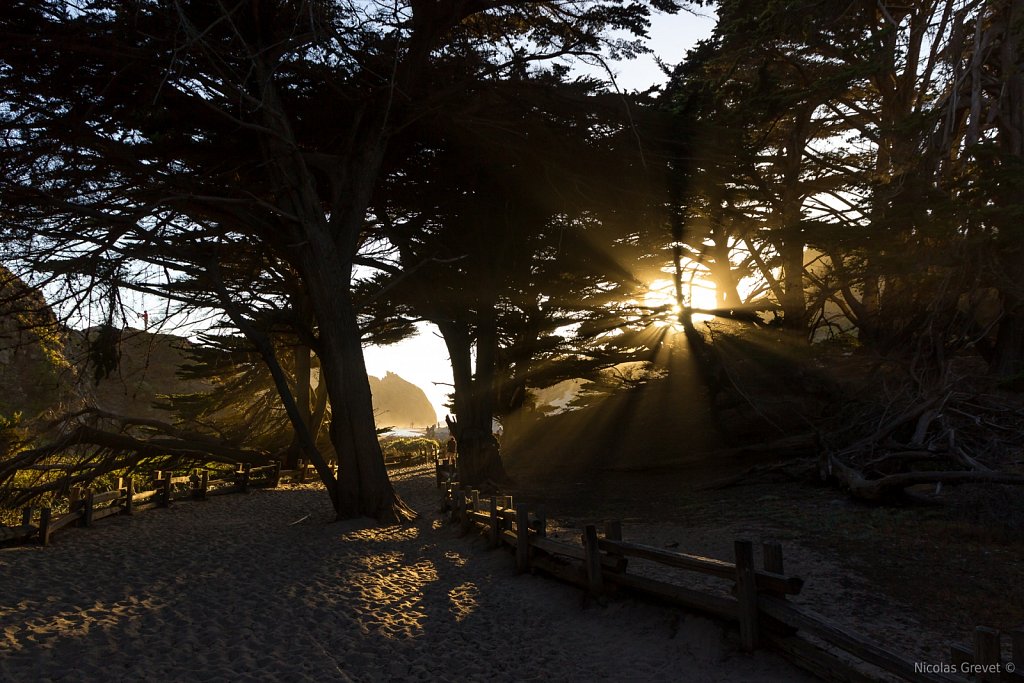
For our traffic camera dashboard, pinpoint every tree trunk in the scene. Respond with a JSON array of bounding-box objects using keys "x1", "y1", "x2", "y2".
[
  {"x1": 298, "y1": 237, "x2": 416, "y2": 522},
  {"x1": 778, "y1": 239, "x2": 806, "y2": 331},
  {"x1": 250, "y1": 64, "x2": 413, "y2": 520},
  {"x1": 708, "y1": 228, "x2": 742, "y2": 308},
  {"x1": 777, "y1": 104, "x2": 811, "y2": 332},
  {"x1": 438, "y1": 317, "x2": 509, "y2": 488}
]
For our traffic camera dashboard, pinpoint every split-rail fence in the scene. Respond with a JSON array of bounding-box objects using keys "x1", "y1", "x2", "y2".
[
  {"x1": 0, "y1": 461, "x2": 304, "y2": 546},
  {"x1": 0, "y1": 451, "x2": 434, "y2": 548},
  {"x1": 440, "y1": 482, "x2": 1023, "y2": 683}
]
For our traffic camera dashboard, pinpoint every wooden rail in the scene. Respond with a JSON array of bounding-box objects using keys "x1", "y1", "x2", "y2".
[
  {"x1": 442, "y1": 483, "x2": 975, "y2": 683},
  {"x1": 1, "y1": 461, "x2": 285, "y2": 547},
  {"x1": 5, "y1": 457, "x2": 432, "y2": 545}
]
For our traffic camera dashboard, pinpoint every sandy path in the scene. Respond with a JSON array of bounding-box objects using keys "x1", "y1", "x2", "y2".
[{"x1": 0, "y1": 466, "x2": 815, "y2": 682}]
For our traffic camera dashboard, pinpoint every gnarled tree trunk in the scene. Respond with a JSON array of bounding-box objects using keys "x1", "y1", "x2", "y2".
[{"x1": 438, "y1": 315, "x2": 508, "y2": 489}]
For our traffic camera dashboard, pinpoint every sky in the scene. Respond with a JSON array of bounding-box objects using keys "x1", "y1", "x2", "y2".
[{"x1": 363, "y1": 7, "x2": 719, "y2": 424}]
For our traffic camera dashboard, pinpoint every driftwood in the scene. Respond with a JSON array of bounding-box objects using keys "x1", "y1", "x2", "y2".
[
  {"x1": 818, "y1": 383, "x2": 1024, "y2": 502},
  {"x1": 821, "y1": 452, "x2": 1024, "y2": 503},
  {"x1": 689, "y1": 321, "x2": 1024, "y2": 505}
]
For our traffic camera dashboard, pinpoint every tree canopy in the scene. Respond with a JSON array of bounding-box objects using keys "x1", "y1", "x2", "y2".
[
  {"x1": 0, "y1": 0, "x2": 692, "y2": 519},
  {"x1": 2, "y1": 0, "x2": 1023, "y2": 516}
]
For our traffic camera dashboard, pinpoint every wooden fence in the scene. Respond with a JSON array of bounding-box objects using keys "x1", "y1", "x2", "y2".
[
  {"x1": 1, "y1": 462, "x2": 288, "y2": 547},
  {"x1": 1, "y1": 454, "x2": 429, "y2": 546},
  {"x1": 442, "y1": 483, "x2": 1023, "y2": 683}
]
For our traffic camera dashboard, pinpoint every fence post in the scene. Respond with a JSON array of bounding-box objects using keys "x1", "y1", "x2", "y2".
[
  {"x1": 516, "y1": 506, "x2": 531, "y2": 573},
  {"x1": 583, "y1": 524, "x2": 604, "y2": 598},
  {"x1": 72, "y1": 487, "x2": 87, "y2": 527},
  {"x1": 489, "y1": 496, "x2": 500, "y2": 548},
  {"x1": 470, "y1": 490, "x2": 480, "y2": 513},
  {"x1": 458, "y1": 490, "x2": 470, "y2": 534},
  {"x1": 38, "y1": 508, "x2": 52, "y2": 546},
  {"x1": 734, "y1": 539, "x2": 759, "y2": 652},
  {"x1": 81, "y1": 489, "x2": 95, "y2": 527},
  {"x1": 973, "y1": 627, "x2": 1001, "y2": 683},
  {"x1": 124, "y1": 477, "x2": 134, "y2": 515},
  {"x1": 199, "y1": 470, "x2": 209, "y2": 500},
  {"x1": 240, "y1": 463, "x2": 251, "y2": 493},
  {"x1": 158, "y1": 474, "x2": 171, "y2": 508},
  {"x1": 69, "y1": 486, "x2": 82, "y2": 517},
  {"x1": 297, "y1": 459, "x2": 307, "y2": 484},
  {"x1": 502, "y1": 496, "x2": 514, "y2": 531},
  {"x1": 21, "y1": 507, "x2": 32, "y2": 527},
  {"x1": 446, "y1": 486, "x2": 455, "y2": 520},
  {"x1": 271, "y1": 461, "x2": 282, "y2": 487}
]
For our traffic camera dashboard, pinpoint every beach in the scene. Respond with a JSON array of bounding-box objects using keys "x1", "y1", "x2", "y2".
[{"x1": 1, "y1": 465, "x2": 814, "y2": 682}]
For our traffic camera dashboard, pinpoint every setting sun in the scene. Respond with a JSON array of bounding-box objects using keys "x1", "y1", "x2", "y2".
[{"x1": 646, "y1": 278, "x2": 719, "y2": 325}]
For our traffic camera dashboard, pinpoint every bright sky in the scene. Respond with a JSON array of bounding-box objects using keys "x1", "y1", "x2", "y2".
[{"x1": 363, "y1": 7, "x2": 718, "y2": 424}]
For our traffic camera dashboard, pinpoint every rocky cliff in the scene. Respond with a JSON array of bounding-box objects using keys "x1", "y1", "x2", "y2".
[{"x1": 368, "y1": 372, "x2": 437, "y2": 428}]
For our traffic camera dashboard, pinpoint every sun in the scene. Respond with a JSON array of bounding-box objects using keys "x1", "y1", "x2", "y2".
[
  {"x1": 644, "y1": 279, "x2": 682, "y2": 318},
  {"x1": 645, "y1": 278, "x2": 719, "y2": 325}
]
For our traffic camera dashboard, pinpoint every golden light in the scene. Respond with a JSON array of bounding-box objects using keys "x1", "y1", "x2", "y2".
[
  {"x1": 646, "y1": 278, "x2": 719, "y2": 325},
  {"x1": 687, "y1": 281, "x2": 719, "y2": 322},
  {"x1": 644, "y1": 279, "x2": 678, "y2": 316}
]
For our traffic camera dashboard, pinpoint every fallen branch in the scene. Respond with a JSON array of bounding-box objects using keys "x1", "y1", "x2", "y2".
[
  {"x1": 822, "y1": 452, "x2": 1024, "y2": 502},
  {"x1": 17, "y1": 424, "x2": 269, "y2": 465},
  {"x1": 1, "y1": 421, "x2": 271, "y2": 508},
  {"x1": 838, "y1": 393, "x2": 946, "y2": 459}
]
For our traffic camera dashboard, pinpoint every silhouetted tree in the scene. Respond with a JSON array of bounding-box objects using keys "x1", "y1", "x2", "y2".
[
  {"x1": 0, "y1": 0, "x2": 686, "y2": 519},
  {"x1": 374, "y1": 71, "x2": 673, "y2": 485}
]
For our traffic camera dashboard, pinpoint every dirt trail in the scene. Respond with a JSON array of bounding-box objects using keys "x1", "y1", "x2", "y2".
[{"x1": 1, "y1": 465, "x2": 816, "y2": 682}]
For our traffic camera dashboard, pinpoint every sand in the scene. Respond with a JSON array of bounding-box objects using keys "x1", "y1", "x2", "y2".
[{"x1": 0, "y1": 465, "x2": 816, "y2": 682}]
